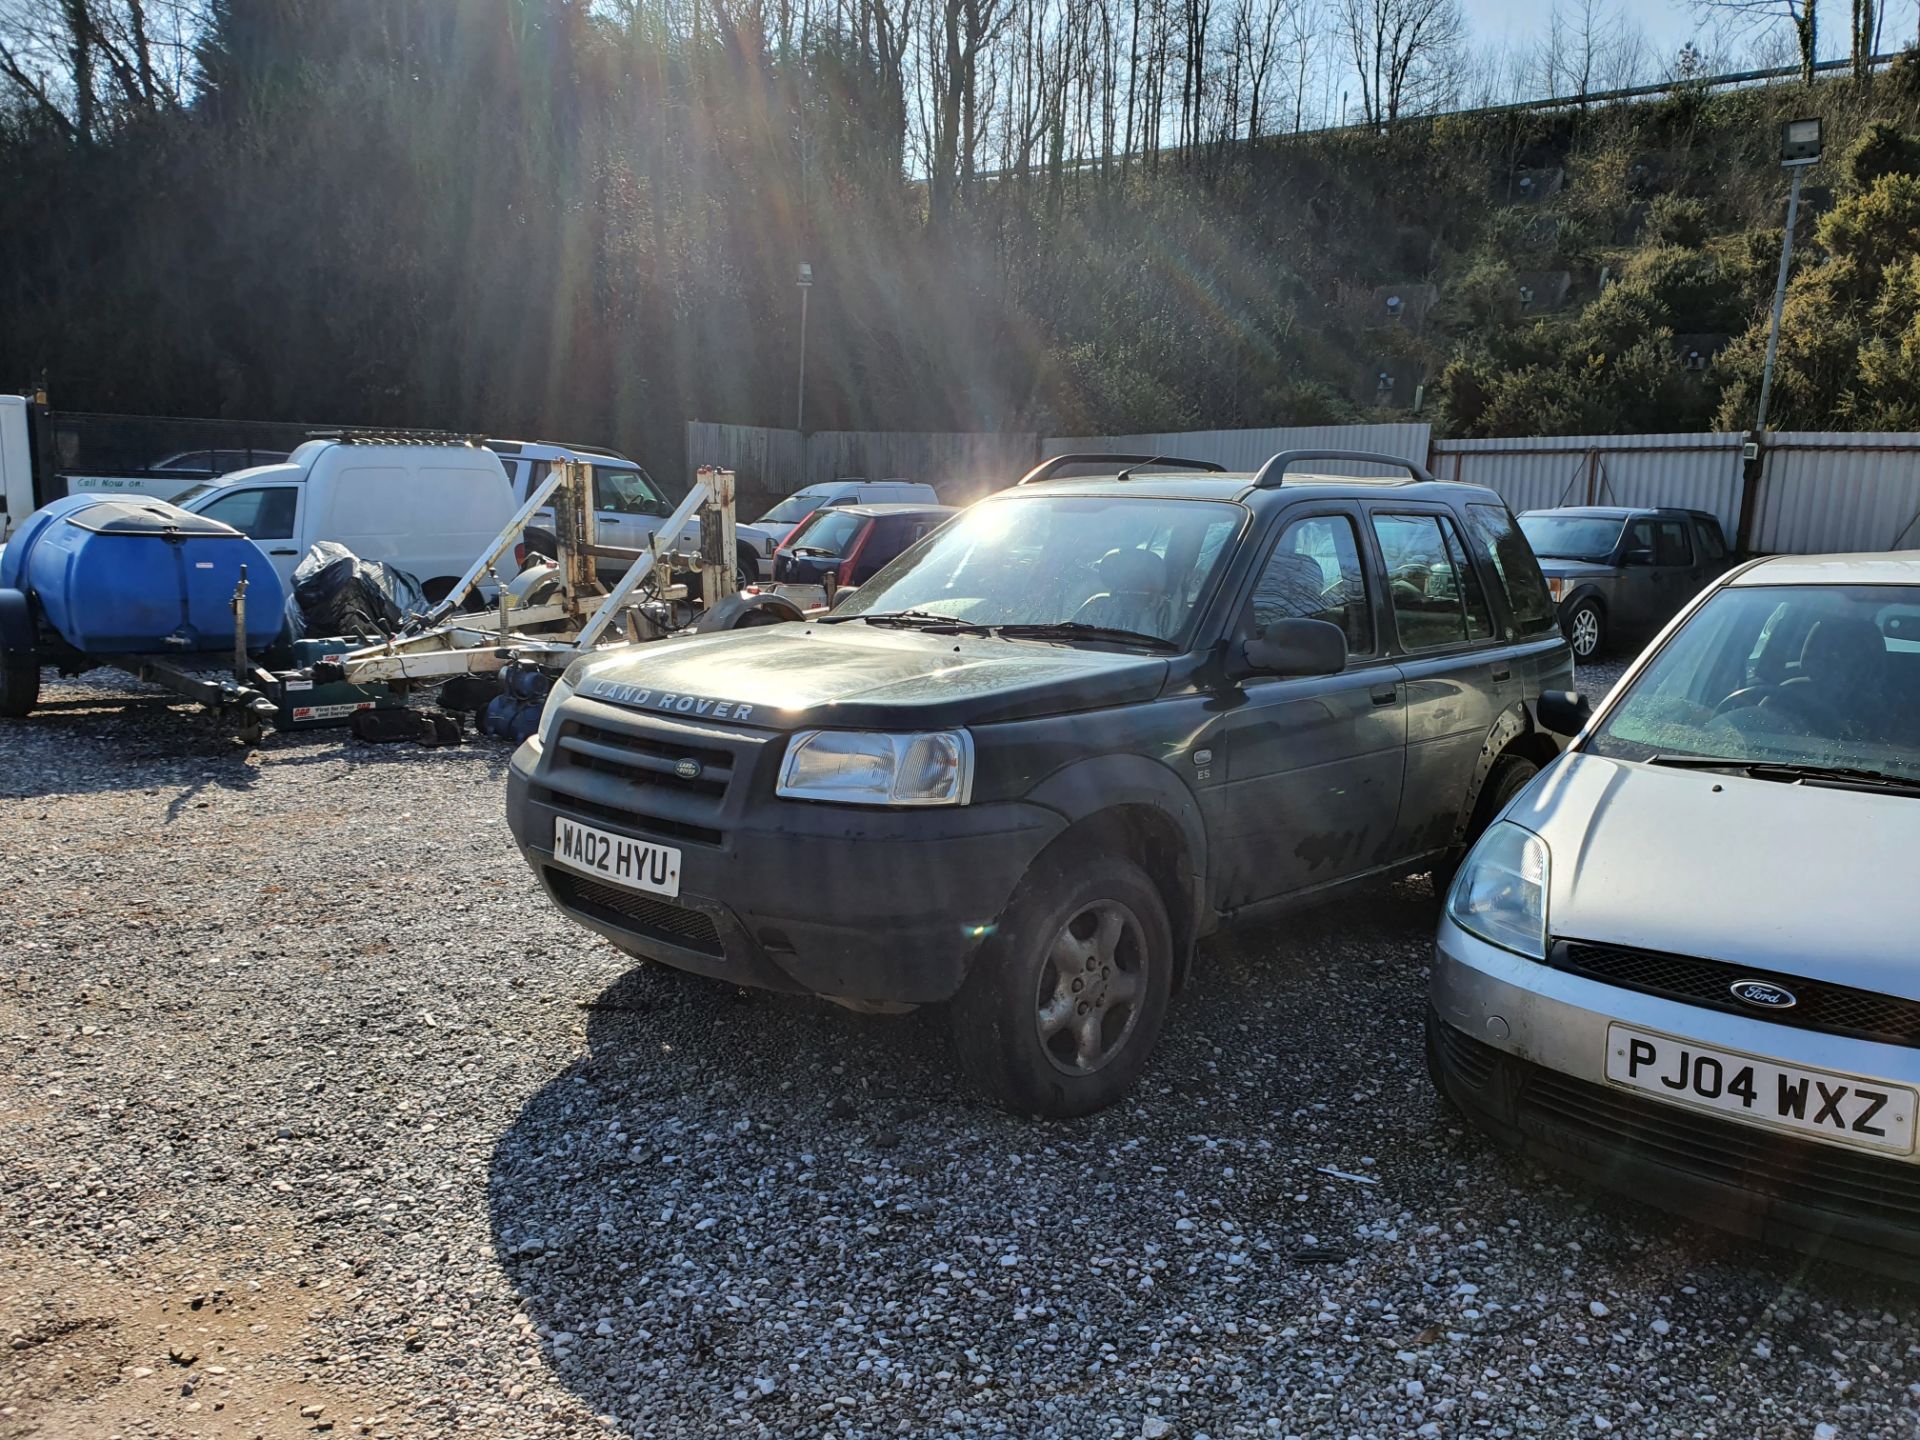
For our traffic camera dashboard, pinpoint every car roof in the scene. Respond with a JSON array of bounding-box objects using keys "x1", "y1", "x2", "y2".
[
  {"x1": 486, "y1": 437, "x2": 636, "y2": 464},
  {"x1": 817, "y1": 503, "x2": 956, "y2": 518},
  {"x1": 1731, "y1": 553, "x2": 1920, "y2": 586},
  {"x1": 1521, "y1": 505, "x2": 1710, "y2": 520},
  {"x1": 1002, "y1": 472, "x2": 1505, "y2": 506}
]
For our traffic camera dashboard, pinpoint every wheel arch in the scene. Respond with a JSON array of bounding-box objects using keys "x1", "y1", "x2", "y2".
[
  {"x1": 1023, "y1": 755, "x2": 1209, "y2": 987},
  {"x1": 1453, "y1": 701, "x2": 1556, "y2": 846}
]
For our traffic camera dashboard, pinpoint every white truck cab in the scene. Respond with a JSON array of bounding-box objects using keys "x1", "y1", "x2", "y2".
[
  {"x1": 176, "y1": 435, "x2": 515, "y2": 598},
  {"x1": 488, "y1": 438, "x2": 783, "y2": 578}
]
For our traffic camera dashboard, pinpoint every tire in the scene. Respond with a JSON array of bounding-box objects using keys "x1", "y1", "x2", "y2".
[
  {"x1": 0, "y1": 650, "x2": 40, "y2": 719},
  {"x1": 950, "y1": 850, "x2": 1174, "y2": 1118},
  {"x1": 1564, "y1": 598, "x2": 1605, "y2": 662}
]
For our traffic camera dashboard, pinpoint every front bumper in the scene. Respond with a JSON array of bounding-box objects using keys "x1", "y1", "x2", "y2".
[
  {"x1": 505, "y1": 707, "x2": 1062, "y2": 1004},
  {"x1": 1430, "y1": 916, "x2": 1920, "y2": 1276}
]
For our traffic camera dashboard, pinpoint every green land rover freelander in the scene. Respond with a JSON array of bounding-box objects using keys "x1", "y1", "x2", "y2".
[{"x1": 506, "y1": 451, "x2": 1574, "y2": 1116}]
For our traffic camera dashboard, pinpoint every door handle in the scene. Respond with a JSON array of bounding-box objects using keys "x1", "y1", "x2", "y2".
[
  {"x1": 1370, "y1": 683, "x2": 1398, "y2": 705},
  {"x1": 1490, "y1": 664, "x2": 1512, "y2": 682},
  {"x1": 268, "y1": 548, "x2": 297, "y2": 556}
]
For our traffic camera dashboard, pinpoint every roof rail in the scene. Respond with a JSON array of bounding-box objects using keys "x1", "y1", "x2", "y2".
[
  {"x1": 308, "y1": 427, "x2": 484, "y2": 447},
  {"x1": 1251, "y1": 450, "x2": 1437, "y2": 488},
  {"x1": 1016, "y1": 452, "x2": 1226, "y2": 485}
]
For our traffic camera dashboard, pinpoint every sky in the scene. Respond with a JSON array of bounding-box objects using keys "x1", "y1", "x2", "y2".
[{"x1": 1464, "y1": 0, "x2": 1919, "y2": 75}]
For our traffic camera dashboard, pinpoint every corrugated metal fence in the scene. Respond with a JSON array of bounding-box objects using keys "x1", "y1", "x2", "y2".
[
  {"x1": 690, "y1": 420, "x2": 1920, "y2": 555},
  {"x1": 1429, "y1": 433, "x2": 1749, "y2": 538}
]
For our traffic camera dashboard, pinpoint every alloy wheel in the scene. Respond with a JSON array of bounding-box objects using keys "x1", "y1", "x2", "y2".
[{"x1": 1034, "y1": 899, "x2": 1147, "y2": 1076}]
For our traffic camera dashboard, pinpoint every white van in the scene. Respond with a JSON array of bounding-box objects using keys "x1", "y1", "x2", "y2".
[
  {"x1": 754, "y1": 478, "x2": 940, "y2": 531},
  {"x1": 175, "y1": 436, "x2": 515, "y2": 599},
  {"x1": 489, "y1": 438, "x2": 784, "y2": 578}
]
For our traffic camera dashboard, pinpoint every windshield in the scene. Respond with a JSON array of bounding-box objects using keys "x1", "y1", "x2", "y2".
[
  {"x1": 171, "y1": 482, "x2": 217, "y2": 507},
  {"x1": 1587, "y1": 583, "x2": 1920, "y2": 783},
  {"x1": 831, "y1": 494, "x2": 1245, "y2": 645},
  {"x1": 1519, "y1": 513, "x2": 1625, "y2": 561},
  {"x1": 759, "y1": 492, "x2": 831, "y2": 526},
  {"x1": 785, "y1": 509, "x2": 864, "y2": 554}
]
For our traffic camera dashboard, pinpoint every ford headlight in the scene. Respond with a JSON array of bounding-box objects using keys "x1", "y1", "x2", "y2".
[
  {"x1": 1446, "y1": 821, "x2": 1549, "y2": 960},
  {"x1": 777, "y1": 730, "x2": 974, "y2": 806}
]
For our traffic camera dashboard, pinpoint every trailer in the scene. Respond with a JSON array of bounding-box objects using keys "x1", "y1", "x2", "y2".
[{"x1": 0, "y1": 457, "x2": 802, "y2": 743}]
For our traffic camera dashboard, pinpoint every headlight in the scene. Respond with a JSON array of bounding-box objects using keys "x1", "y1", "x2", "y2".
[
  {"x1": 534, "y1": 666, "x2": 583, "y2": 749},
  {"x1": 1446, "y1": 821, "x2": 1549, "y2": 959},
  {"x1": 777, "y1": 729, "x2": 974, "y2": 806}
]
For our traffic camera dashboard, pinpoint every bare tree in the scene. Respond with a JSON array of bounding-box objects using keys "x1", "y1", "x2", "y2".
[
  {"x1": 1689, "y1": 0, "x2": 1814, "y2": 86},
  {"x1": 0, "y1": 0, "x2": 199, "y2": 140},
  {"x1": 1336, "y1": 0, "x2": 1464, "y2": 127},
  {"x1": 1223, "y1": 0, "x2": 1286, "y2": 140}
]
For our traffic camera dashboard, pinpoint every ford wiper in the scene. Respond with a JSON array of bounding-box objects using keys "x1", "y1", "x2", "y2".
[
  {"x1": 994, "y1": 621, "x2": 1178, "y2": 651},
  {"x1": 1649, "y1": 754, "x2": 1920, "y2": 794}
]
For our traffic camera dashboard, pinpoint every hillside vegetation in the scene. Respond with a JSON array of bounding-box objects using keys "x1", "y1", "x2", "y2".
[{"x1": 4, "y1": 0, "x2": 1920, "y2": 477}]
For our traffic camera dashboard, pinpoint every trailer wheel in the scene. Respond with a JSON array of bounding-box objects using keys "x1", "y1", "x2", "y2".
[{"x1": 0, "y1": 650, "x2": 40, "y2": 718}]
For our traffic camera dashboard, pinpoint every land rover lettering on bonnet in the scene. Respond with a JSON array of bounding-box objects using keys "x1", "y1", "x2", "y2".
[
  {"x1": 508, "y1": 449, "x2": 1571, "y2": 1117},
  {"x1": 582, "y1": 677, "x2": 756, "y2": 721}
]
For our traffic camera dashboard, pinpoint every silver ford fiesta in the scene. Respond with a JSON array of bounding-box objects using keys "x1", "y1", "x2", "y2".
[{"x1": 1429, "y1": 552, "x2": 1920, "y2": 1274}]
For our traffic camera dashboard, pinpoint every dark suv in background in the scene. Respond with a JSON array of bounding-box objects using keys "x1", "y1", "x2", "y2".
[
  {"x1": 1518, "y1": 505, "x2": 1732, "y2": 661},
  {"x1": 508, "y1": 451, "x2": 1574, "y2": 1116}
]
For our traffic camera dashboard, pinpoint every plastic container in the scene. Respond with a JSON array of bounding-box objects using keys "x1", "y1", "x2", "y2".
[{"x1": 3, "y1": 495, "x2": 285, "y2": 655}]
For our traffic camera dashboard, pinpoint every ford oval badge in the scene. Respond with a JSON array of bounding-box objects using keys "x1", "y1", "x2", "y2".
[
  {"x1": 674, "y1": 758, "x2": 703, "y2": 781},
  {"x1": 1730, "y1": 979, "x2": 1797, "y2": 1010}
]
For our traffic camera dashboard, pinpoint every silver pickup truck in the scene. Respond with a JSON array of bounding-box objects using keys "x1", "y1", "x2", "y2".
[{"x1": 1517, "y1": 505, "x2": 1733, "y2": 661}]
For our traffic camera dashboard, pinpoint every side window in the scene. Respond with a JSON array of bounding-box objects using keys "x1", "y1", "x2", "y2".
[
  {"x1": 1372, "y1": 513, "x2": 1473, "y2": 650},
  {"x1": 1654, "y1": 520, "x2": 1693, "y2": 566},
  {"x1": 1466, "y1": 503, "x2": 1557, "y2": 637},
  {"x1": 1438, "y1": 518, "x2": 1494, "y2": 640},
  {"x1": 1249, "y1": 514, "x2": 1373, "y2": 655},
  {"x1": 199, "y1": 486, "x2": 296, "y2": 541},
  {"x1": 1695, "y1": 518, "x2": 1727, "y2": 562},
  {"x1": 1625, "y1": 519, "x2": 1655, "y2": 559}
]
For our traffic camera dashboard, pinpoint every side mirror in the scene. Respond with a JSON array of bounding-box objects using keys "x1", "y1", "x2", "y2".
[
  {"x1": 1538, "y1": 689, "x2": 1592, "y2": 737},
  {"x1": 827, "y1": 583, "x2": 860, "y2": 610},
  {"x1": 1622, "y1": 547, "x2": 1655, "y2": 567},
  {"x1": 1237, "y1": 617, "x2": 1348, "y2": 678}
]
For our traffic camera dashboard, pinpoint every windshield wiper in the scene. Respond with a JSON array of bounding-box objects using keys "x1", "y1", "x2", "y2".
[
  {"x1": 994, "y1": 621, "x2": 1178, "y2": 651},
  {"x1": 828, "y1": 609, "x2": 996, "y2": 632},
  {"x1": 1649, "y1": 754, "x2": 1920, "y2": 794}
]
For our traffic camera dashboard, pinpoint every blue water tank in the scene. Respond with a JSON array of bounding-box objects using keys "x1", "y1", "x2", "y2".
[{"x1": 1, "y1": 496, "x2": 285, "y2": 655}]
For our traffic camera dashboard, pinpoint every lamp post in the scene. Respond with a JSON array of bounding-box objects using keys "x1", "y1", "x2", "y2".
[
  {"x1": 794, "y1": 262, "x2": 813, "y2": 433},
  {"x1": 1755, "y1": 117, "x2": 1823, "y2": 434}
]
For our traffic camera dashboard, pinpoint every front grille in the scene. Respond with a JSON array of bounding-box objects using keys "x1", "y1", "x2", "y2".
[
  {"x1": 1519, "y1": 1059, "x2": 1920, "y2": 1227},
  {"x1": 560, "y1": 722, "x2": 732, "y2": 797},
  {"x1": 548, "y1": 869, "x2": 724, "y2": 957},
  {"x1": 1554, "y1": 941, "x2": 1920, "y2": 1050},
  {"x1": 539, "y1": 709, "x2": 762, "y2": 850}
]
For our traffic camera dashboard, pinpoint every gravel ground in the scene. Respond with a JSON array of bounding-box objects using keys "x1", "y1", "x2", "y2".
[{"x1": 7, "y1": 654, "x2": 1920, "y2": 1440}]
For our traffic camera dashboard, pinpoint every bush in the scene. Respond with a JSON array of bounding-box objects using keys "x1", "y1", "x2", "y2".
[
  {"x1": 1647, "y1": 195, "x2": 1710, "y2": 248},
  {"x1": 1845, "y1": 122, "x2": 1920, "y2": 191},
  {"x1": 1619, "y1": 245, "x2": 1742, "y2": 331},
  {"x1": 1817, "y1": 173, "x2": 1920, "y2": 284}
]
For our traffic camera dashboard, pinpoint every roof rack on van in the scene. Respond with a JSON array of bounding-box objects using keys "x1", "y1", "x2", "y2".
[
  {"x1": 309, "y1": 428, "x2": 485, "y2": 447},
  {"x1": 1016, "y1": 453, "x2": 1226, "y2": 485},
  {"x1": 1251, "y1": 450, "x2": 1437, "y2": 488}
]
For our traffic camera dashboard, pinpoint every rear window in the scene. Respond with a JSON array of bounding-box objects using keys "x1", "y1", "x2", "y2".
[
  {"x1": 1466, "y1": 503, "x2": 1558, "y2": 637},
  {"x1": 759, "y1": 491, "x2": 832, "y2": 526},
  {"x1": 786, "y1": 509, "x2": 865, "y2": 554}
]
